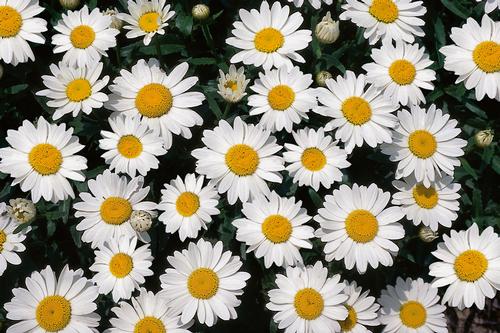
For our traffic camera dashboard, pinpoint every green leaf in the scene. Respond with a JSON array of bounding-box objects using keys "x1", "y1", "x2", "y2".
[
  {"x1": 308, "y1": 189, "x2": 323, "y2": 208},
  {"x1": 176, "y1": 12, "x2": 193, "y2": 36},
  {"x1": 188, "y1": 57, "x2": 217, "y2": 65},
  {"x1": 439, "y1": 0, "x2": 470, "y2": 18},
  {"x1": 460, "y1": 158, "x2": 478, "y2": 180}
]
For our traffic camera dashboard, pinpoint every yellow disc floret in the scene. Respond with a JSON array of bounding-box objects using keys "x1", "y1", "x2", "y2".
[
  {"x1": 134, "y1": 316, "x2": 166, "y2": 333},
  {"x1": 176, "y1": 192, "x2": 200, "y2": 217},
  {"x1": 399, "y1": 301, "x2": 426, "y2": 329},
  {"x1": 135, "y1": 83, "x2": 173, "y2": 118},
  {"x1": 28, "y1": 144, "x2": 63, "y2": 176},
  {"x1": 261, "y1": 214, "x2": 292, "y2": 243},
  {"x1": 301, "y1": 147, "x2": 327, "y2": 171},
  {"x1": 369, "y1": 0, "x2": 399, "y2": 24},
  {"x1": 412, "y1": 184, "x2": 439, "y2": 209},
  {"x1": 0, "y1": 6, "x2": 22, "y2": 38},
  {"x1": 254, "y1": 27, "x2": 284, "y2": 53},
  {"x1": 187, "y1": 268, "x2": 219, "y2": 299},
  {"x1": 100, "y1": 197, "x2": 133, "y2": 225},
  {"x1": 473, "y1": 41, "x2": 500, "y2": 73},
  {"x1": 268, "y1": 85, "x2": 295, "y2": 111},
  {"x1": 408, "y1": 130, "x2": 437, "y2": 159},
  {"x1": 454, "y1": 250, "x2": 488, "y2": 282},
  {"x1": 139, "y1": 12, "x2": 160, "y2": 33},
  {"x1": 70, "y1": 25, "x2": 96, "y2": 49},
  {"x1": 0, "y1": 230, "x2": 7, "y2": 253},
  {"x1": 36, "y1": 295, "x2": 72, "y2": 332},
  {"x1": 109, "y1": 252, "x2": 134, "y2": 278},
  {"x1": 294, "y1": 288, "x2": 324, "y2": 320},
  {"x1": 117, "y1": 135, "x2": 143, "y2": 159},
  {"x1": 389, "y1": 60, "x2": 417, "y2": 86},
  {"x1": 345, "y1": 209, "x2": 379, "y2": 243},
  {"x1": 339, "y1": 305, "x2": 358, "y2": 332},
  {"x1": 66, "y1": 78, "x2": 92, "y2": 102},
  {"x1": 225, "y1": 144, "x2": 259, "y2": 176},
  {"x1": 342, "y1": 97, "x2": 372, "y2": 125}
]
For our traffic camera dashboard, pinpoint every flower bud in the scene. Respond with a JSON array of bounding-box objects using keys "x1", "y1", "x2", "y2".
[
  {"x1": 130, "y1": 210, "x2": 153, "y2": 232},
  {"x1": 104, "y1": 7, "x2": 123, "y2": 30},
  {"x1": 315, "y1": 12, "x2": 340, "y2": 44},
  {"x1": 59, "y1": 0, "x2": 80, "y2": 10},
  {"x1": 192, "y1": 4, "x2": 210, "y2": 21},
  {"x1": 315, "y1": 70, "x2": 332, "y2": 87},
  {"x1": 7, "y1": 198, "x2": 36, "y2": 224},
  {"x1": 418, "y1": 226, "x2": 439, "y2": 243},
  {"x1": 474, "y1": 129, "x2": 494, "y2": 148}
]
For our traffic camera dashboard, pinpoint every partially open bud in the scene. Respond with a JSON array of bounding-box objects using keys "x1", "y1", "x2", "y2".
[
  {"x1": 7, "y1": 198, "x2": 36, "y2": 224},
  {"x1": 418, "y1": 226, "x2": 439, "y2": 243},
  {"x1": 315, "y1": 70, "x2": 332, "y2": 87},
  {"x1": 104, "y1": 7, "x2": 123, "y2": 30},
  {"x1": 192, "y1": 4, "x2": 210, "y2": 21},
  {"x1": 59, "y1": 0, "x2": 80, "y2": 10},
  {"x1": 474, "y1": 129, "x2": 494, "y2": 148},
  {"x1": 315, "y1": 12, "x2": 340, "y2": 44},
  {"x1": 130, "y1": 210, "x2": 153, "y2": 232}
]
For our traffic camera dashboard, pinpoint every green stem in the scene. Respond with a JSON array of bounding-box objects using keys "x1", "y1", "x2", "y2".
[
  {"x1": 155, "y1": 37, "x2": 162, "y2": 64},
  {"x1": 114, "y1": 43, "x2": 121, "y2": 68},
  {"x1": 222, "y1": 103, "x2": 232, "y2": 119}
]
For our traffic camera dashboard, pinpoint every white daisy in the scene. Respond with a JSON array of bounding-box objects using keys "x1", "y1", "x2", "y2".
[
  {"x1": 52, "y1": 5, "x2": 119, "y2": 67},
  {"x1": 0, "y1": 0, "x2": 47, "y2": 65},
  {"x1": 4, "y1": 265, "x2": 100, "y2": 333},
  {"x1": 339, "y1": 280, "x2": 380, "y2": 333},
  {"x1": 0, "y1": 117, "x2": 87, "y2": 203},
  {"x1": 363, "y1": 41, "x2": 436, "y2": 106},
  {"x1": 267, "y1": 261, "x2": 348, "y2": 333},
  {"x1": 378, "y1": 277, "x2": 447, "y2": 332},
  {"x1": 248, "y1": 65, "x2": 317, "y2": 132},
  {"x1": 283, "y1": 127, "x2": 351, "y2": 191},
  {"x1": 159, "y1": 238, "x2": 251, "y2": 327},
  {"x1": 477, "y1": 0, "x2": 500, "y2": 13},
  {"x1": 106, "y1": 59, "x2": 205, "y2": 149},
  {"x1": 339, "y1": 0, "x2": 426, "y2": 45},
  {"x1": 381, "y1": 104, "x2": 467, "y2": 187},
  {"x1": 315, "y1": 183, "x2": 405, "y2": 274},
  {"x1": 192, "y1": 117, "x2": 284, "y2": 204},
  {"x1": 226, "y1": 1, "x2": 312, "y2": 70},
  {"x1": 0, "y1": 214, "x2": 29, "y2": 276},
  {"x1": 314, "y1": 70, "x2": 399, "y2": 153},
  {"x1": 74, "y1": 169, "x2": 157, "y2": 248},
  {"x1": 36, "y1": 61, "x2": 109, "y2": 120},
  {"x1": 99, "y1": 114, "x2": 167, "y2": 177},
  {"x1": 288, "y1": 0, "x2": 333, "y2": 9},
  {"x1": 157, "y1": 173, "x2": 220, "y2": 242},
  {"x1": 217, "y1": 64, "x2": 250, "y2": 103},
  {"x1": 440, "y1": 15, "x2": 500, "y2": 101},
  {"x1": 429, "y1": 223, "x2": 500, "y2": 310},
  {"x1": 90, "y1": 235, "x2": 153, "y2": 302}
]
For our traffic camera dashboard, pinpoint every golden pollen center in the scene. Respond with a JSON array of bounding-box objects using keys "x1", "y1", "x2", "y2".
[
  {"x1": 225, "y1": 144, "x2": 259, "y2": 176},
  {"x1": 301, "y1": 147, "x2": 327, "y2": 171},
  {"x1": 342, "y1": 96, "x2": 372, "y2": 125},
  {"x1": 408, "y1": 130, "x2": 437, "y2": 159},
  {"x1": 254, "y1": 27, "x2": 284, "y2": 53},
  {"x1": 268, "y1": 85, "x2": 295, "y2": 111},
  {"x1": 369, "y1": 0, "x2": 399, "y2": 23},
  {"x1": 0, "y1": 6, "x2": 22, "y2": 38},
  {"x1": 28, "y1": 144, "x2": 63, "y2": 176},
  {"x1": 412, "y1": 184, "x2": 438, "y2": 209},
  {"x1": 187, "y1": 268, "x2": 219, "y2": 300},
  {"x1": 100, "y1": 197, "x2": 133, "y2": 225},
  {"x1": 454, "y1": 250, "x2": 488, "y2": 282},
  {"x1": 399, "y1": 301, "x2": 427, "y2": 329},
  {"x1": 339, "y1": 305, "x2": 358, "y2": 331},
  {"x1": 134, "y1": 316, "x2": 166, "y2": 333},
  {"x1": 66, "y1": 78, "x2": 92, "y2": 102},
  {"x1": 261, "y1": 214, "x2": 292, "y2": 243},
  {"x1": 135, "y1": 83, "x2": 173, "y2": 118},
  {"x1": 0, "y1": 230, "x2": 7, "y2": 253},
  {"x1": 389, "y1": 60, "x2": 417, "y2": 85},
  {"x1": 36, "y1": 295, "x2": 72, "y2": 332},
  {"x1": 109, "y1": 252, "x2": 133, "y2": 278},
  {"x1": 345, "y1": 209, "x2": 379, "y2": 243},
  {"x1": 117, "y1": 135, "x2": 143, "y2": 158},
  {"x1": 175, "y1": 192, "x2": 200, "y2": 217},
  {"x1": 224, "y1": 80, "x2": 238, "y2": 92},
  {"x1": 294, "y1": 288, "x2": 324, "y2": 320},
  {"x1": 70, "y1": 25, "x2": 96, "y2": 49},
  {"x1": 473, "y1": 41, "x2": 500, "y2": 73},
  {"x1": 138, "y1": 12, "x2": 160, "y2": 33}
]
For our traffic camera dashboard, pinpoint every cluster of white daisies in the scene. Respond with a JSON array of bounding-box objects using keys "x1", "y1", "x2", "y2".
[{"x1": 0, "y1": 0, "x2": 498, "y2": 332}]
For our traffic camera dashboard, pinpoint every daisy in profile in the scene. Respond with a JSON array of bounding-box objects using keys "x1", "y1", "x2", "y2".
[
  {"x1": 192, "y1": 117, "x2": 284, "y2": 204},
  {"x1": 315, "y1": 70, "x2": 399, "y2": 153},
  {"x1": 288, "y1": 0, "x2": 333, "y2": 9},
  {"x1": 74, "y1": 169, "x2": 157, "y2": 248},
  {"x1": 218, "y1": 65, "x2": 250, "y2": 103},
  {"x1": 119, "y1": 0, "x2": 176, "y2": 46},
  {"x1": 392, "y1": 175, "x2": 460, "y2": 231},
  {"x1": 91, "y1": 236, "x2": 153, "y2": 302},
  {"x1": 315, "y1": 183, "x2": 405, "y2": 274},
  {"x1": 363, "y1": 41, "x2": 436, "y2": 106},
  {"x1": 157, "y1": 173, "x2": 220, "y2": 241},
  {"x1": 99, "y1": 114, "x2": 167, "y2": 177},
  {"x1": 232, "y1": 191, "x2": 314, "y2": 268},
  {"x1": 52, "y1": 5, "x2": 119, "y2": 67},
  {"x1": 160, "y1": 238, "x2": 250, "y2": 327},
  {"x1": 440, "y1": 15, "x2": 500, "y2": 101},
  {"x1": 107, "y1": 59, "x2": 205, "y2": 149},
  {"x1": 477, "y1": 0, "x2": 500, "y2": 13},
  {"x1": 382, "y1": 104, "x2": 467, "y2": 187},
  {"x1": 283, "y1": 128, "x2": 350, "y2": 191},
  {"x1": 248, "y1": 66, "x2": 317, "y2": 132},
  {"x1": 0, "y1": 0, "x2": 47, "y2": 65},
  {"x1": 267, "y1": 261, "x2": 348, "y2": 333},
  {"x1": 429, "y1": 224, "x2": 500, "y2": 310},
  {"x1": 226, "y1": 1, "x2": 312, "y2": 70},
  {"x1": 339, "y1": 0, "x2": 426, "y2": 45},
  {"x1": 0, "y1": 215, "x2": 29, "y2": 276},
  {"x1": 4, "y1": 265, "x2": 100, "y2": 332},
  {"x1": 339, "y1": 280, "x2": 380, "y2": 332},
  {"x1": 379, "y1": 277, "x2": 447, "y2": 332},
  {"x1": 0, "y1": 117, "x2": 87, "y2": 203},
  {"x1": 36, "y1": 61, "x2": 109, "y2": 120}
]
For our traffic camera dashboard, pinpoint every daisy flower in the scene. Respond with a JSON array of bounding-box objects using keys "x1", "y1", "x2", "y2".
[
  {"x1": 440, "y1": 15, "x2": 500, "y2": 101},
  {"x1": 74, "y1": 169, "x2": 157, "y2": 248},
  {"x1": 0, "y1": 215, "x2": 29, "y2": 276},
  {"x1": 157, "y1": 173, "x2": 220, "y2": 242},
  {"x1": 52, "y1": 5, "x2": 119, "y2": 67},
  {"x1": 267, "y1": 261, "x2": 348, "y2": 333},
  {"x1": 226, "y1": 1, "x2": 312, "y2": 70},
  {"x1": 0, "y1": 117, "x2": 87, "y2": 203},
  {"x1": 99, "y1": 114, "x2": 167, "y2": 177},
  {"x1": 159, "y1": 238, "x2": 250, "y2": 327},
  {"x1": 392, "y1": 174, "x2": 461, "y2": 231},
  {"x1": 339, "y1": 0, "x2": 426, "y2": 45},
  {"x1": 4, "y1": 265, "x2": 100, "y2": 332},
  {"x1": 315, "y1": 183, "x2": 405, "y2": 274},
  {"x1": 106, "y1": 59, "x2": 205, "y2": 149},
  {"x1": 477, "y1": 0, "x2": 500, "y2": 13},
  {"x1": 232, "y1": 191, "x2": 314, "y2": 268},
  {"x1": 90, "y1": 236, "x2": 153, "y2": 302},
  {"x1": 339, "y1": 281, "x2": 380, "y2": 332},
  {"x1": 381, "y1": 104, "x2": 467, "y2": 187},
  {"x1": 0, "y1": 0, "x2": 47, "y2": 65},
  {"x1": 192, "y1": 117, "x2": 284, "y2": 204},
  {"x1": 378, "y1": 277, "x2": 447, "y2": 332},
  {"x1": 217, "y1": 64, "x2": 250, "y2": 103},
  {"x1": 36, "y1": 61, "x2": 109, "y2": 120},
  {"x1": 314, "y1": 70, "x2": 399, "y2": 153},
  {"x1": 283, "y1": 127, "x2": 351, "y2": 191},
  {"x1": 363, "y1": 41, "x2": 436, "y2": 106},
  {"x1": 429, "y1": 223, "x2": 500, "y2": 310},
  {"x1": 288, "y1": 0, "x2": 333, "y2": 9},
  {"x1": 248, "y1": 65, "x2": 317, "y2": 132},
  {"x1": 119, "y1": 0, "x2": 176, "y2": 46}
]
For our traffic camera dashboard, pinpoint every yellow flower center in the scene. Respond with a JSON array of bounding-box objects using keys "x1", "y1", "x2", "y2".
[
  {"x1": 70, "y1": 25, "x2": 96, "y2": 49},
  {"x1": 100, "y1": 197, "x2": 133, "y2": 225},
  {"x1": 187, "y1": 268, "x2": 219, "y2": 300},
  {"x1": 301, "y1": 147, "x2": 327, "y2": 171},
  {"x1": 134, "y1": 316, "x2": 166, "y2": 333},
  {"x1": 339, "y1": 305, "x2": 357, "y2": 332},
  {"x1": 408, "y1": 130, "x2": 437, "y2": 159},
  {"x1": 109, "y1": 253, "x2": 134, "y2": 278},
  {"x1": 472, "y1": 41, "x2": 500, "y2": 73},
  {"x1": 345, "y1": 209, "x2": 379, "y2": 243},
  {"x1": 369, "y1": 0, "x2": 399, "y2": 23},
  {"x1": 412, "y1": 184, "x2": 438, "y2": 209},
  {"x1": 175, "y1": 192, "x2": 200, "y2": 217},
  {"x1": 0, "y1": 230, "x2": 6, "y2": 253},
  {"x1": 117, "y1": 135, "x2": 143, "y2": 158},
  {"x1": 224, "y1": 80, "x2": 238, "y2": 92},
  {"x1": 389, "y1": 60, "x2": 417, "y2": 85},
  {"x1": 254, "y1": 27, "x2": 284, "y2": 53},
  {"x1": 268, "y1": 85, "x2": 295, "y2": 111},
  {"x1": 454, "y1": 250, "x2": 488, "y2": 282},
  {"x1": 225, "y1": 144, "x2": 259, "y2": 176},
  {"x1": 294, "y1": 288, "x2": 324, "y2": 320},
  {"x1": 28, "y1": 144, "x2": 63, "y2": 176},
  {"x1": 36, "y1": 296, "x2": 72, "y2": 332},
  {"x1": 399, "y1": 301, "x2": 426, "y2": 329},
  {"x1": 66, "y1": 78, "x2": 92, "y2": 102},
  {"x1": 261, "y1": 214, "x2": 292, "y2": 243},
  {"x1": 135, "y1": 83, "x2": 173, "y2": 118},
  {"x1": 138, "y1": 12, "x2": 160, "y2": 33},
  {"x1": 342, "y1": 97, "x2": 372, "y2": 125},
  {"x1": 0, "y1": 6, "x2": 22, "y2": 38}
]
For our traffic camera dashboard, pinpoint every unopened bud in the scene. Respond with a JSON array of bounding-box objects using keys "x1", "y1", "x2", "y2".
[
  {"x1": 130, "y1": 210, "x2": 153, "y2": 232},
  {"x1": 192, "y1": 4, "x2": 210, "y2": 21},
  {"x1": 315, "y1": 12, "x2": 340, "y2": 44},
  {"x1": 418, "y1": 226, "x2": 439, "y2": 243},
  {"x1": 7, "y1": 198, "x2": 36, "y2": 224},
  {"x1": 316, "y1": 70, "x2": 332, "y2": 87},
  {"x1": 474, "y1": 129, "x2": 494, "y2": 148},
  {"x1": 104, "y1": 7, "x2": 123, "y2": 30},
  {"x1": 59, "y1": 0, "x2": 80, "y2": 10}
]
